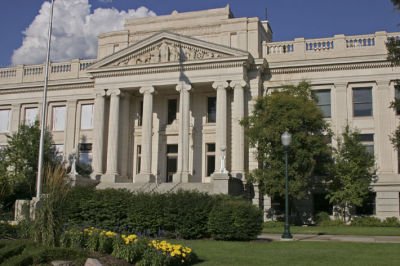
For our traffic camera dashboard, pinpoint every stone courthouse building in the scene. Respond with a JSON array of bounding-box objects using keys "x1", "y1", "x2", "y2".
[{"x1": 1, "y1": 6, "x2": 400, "y2": 219}]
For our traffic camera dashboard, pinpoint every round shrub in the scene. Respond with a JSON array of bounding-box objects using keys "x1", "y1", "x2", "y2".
[
  {"x1": 207, "y1": 200, "x2": 263, "y2": 241},
  {"x1": 315, "y1": 212, "x2": 330, "y2": 225}
]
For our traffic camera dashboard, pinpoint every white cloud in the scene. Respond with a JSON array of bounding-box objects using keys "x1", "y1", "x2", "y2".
[{"x1": 11, "y1": 0, "x2": 156, "y2": 65}]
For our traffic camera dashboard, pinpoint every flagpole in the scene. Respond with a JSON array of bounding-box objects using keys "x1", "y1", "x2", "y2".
[{"x1": 36, "y1": 0, "x2": 55, "y2": 199}]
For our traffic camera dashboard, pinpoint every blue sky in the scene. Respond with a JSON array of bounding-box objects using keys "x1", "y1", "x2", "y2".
[{"x1": 0, "y1": 0, "x2": 399, "y2": 67}]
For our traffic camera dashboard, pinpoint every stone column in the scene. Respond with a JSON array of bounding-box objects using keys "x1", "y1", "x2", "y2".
[
  {"x1": 91, "y1": 90, "x2": 106, "y2": 180},
  {"x1": 136, "y1": 86, "x2": 155, "y2": 183},
  {"x1": 230, "y1": 80, "x2": 247, "y2": 179},
  {"x1": 173, "y1": 82, "x2": 192, "y2": 183},
  {"x1": 212, "y1": 81, "x2": 229, "y2": 173},
  {"x1": 103, "y1": 89, "x2": 122, "y2": 182}
]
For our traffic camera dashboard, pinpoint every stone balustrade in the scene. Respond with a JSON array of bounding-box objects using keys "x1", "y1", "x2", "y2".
[
  {"x1": 264, "y1": 31, "x2": 400, "y2": 62},
  {"x1": 0, "y1": 58, "x2": 96, "y2": 85}
]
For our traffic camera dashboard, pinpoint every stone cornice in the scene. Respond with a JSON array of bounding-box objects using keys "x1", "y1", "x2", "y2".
[
  {"x1": 0, "y1": 81, "x2": 94, "y2": 95},
  {"x1": 91, "y1": 60, "x2": 248, "y2": 79},
  {"x1": 266, "y1": 60, "x2": 394, "y2": 75}
]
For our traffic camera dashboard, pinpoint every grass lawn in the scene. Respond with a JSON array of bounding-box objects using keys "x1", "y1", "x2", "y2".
[
  {"x1": 175, "y1": 240, "x2": 400, "y2": 266},
  {"x1": 262, "y1": 225, "x2": 400, "y2": 236}
]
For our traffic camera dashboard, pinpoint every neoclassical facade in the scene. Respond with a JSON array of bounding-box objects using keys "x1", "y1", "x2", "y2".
[{"x1": 0, "y1": 6, "x2": 399, "y2": 219}]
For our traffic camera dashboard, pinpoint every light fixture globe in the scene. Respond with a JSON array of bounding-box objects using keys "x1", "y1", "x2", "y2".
[{"x1": 281, "y1": 131, "x2": 292, "y2": 147}]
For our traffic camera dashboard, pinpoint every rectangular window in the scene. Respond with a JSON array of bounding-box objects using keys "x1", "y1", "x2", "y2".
[
  {"x1": 138, "y1": 101, "x2": 143, "y2": 126},
  {"x1": 395, "y1": 86, "x2": 400, "y2": 115},
  {"x1": 166, "y1": 144, "x2": 178, "y2": 183},
  {"x1": 207, "y1": 97, "x2": 216, "y2": 123},
  {"x1": 53, "y1": 144, "x2": 64, "y2": 161},
  {"x1": 359, "y1": 133, "x2": 374, "y2": 155},
  {"x1": 80, "y1": 104, "x2": 94, "y2": 130},
  {"x1": 315, "y1": 90, "x2": 331, "y2": 118},
  {"x1": 25, "y1": 107, "x2": 38, "y2": 126},
  {"x1": 353, "y1": 87, "x2": 373, "y2": 117},
  {"x1": 206, "y1": 143, "x2": 215, "y2": 176},
  {"x1": 0, "y1": 109, "x2": 11, "y2": 133},
  {"x1": 79, "y1": 143, "x2": 92, "y2": 166},
  {"x1": 136, "y1": 145, "x2": 141, "y2": 174},
  {"x1": 52, "y1": 106, "x2": 66, "y2": 131},
  {"x1": 167, "y1": 99, "x2": 177, "y2": 125}
]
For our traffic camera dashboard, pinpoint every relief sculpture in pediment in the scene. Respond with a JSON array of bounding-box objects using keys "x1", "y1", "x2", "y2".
[{"x1": 115, "y1": 40, "x2": 226, "y2": 67}]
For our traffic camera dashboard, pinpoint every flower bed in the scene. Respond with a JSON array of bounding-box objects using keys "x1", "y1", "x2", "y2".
[{"x1": 60, "y1": 227, "x2": 196, "y2": 265}]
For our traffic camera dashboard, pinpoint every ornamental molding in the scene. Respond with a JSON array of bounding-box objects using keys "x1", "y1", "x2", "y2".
[
  {"x1": 267, "y1": 60, "x2": 393, "y2": 75},
  {"x1": 89, "y1": 31, "x2": 250, "y2": 71},
  {"x1": 0, "y1": 82, "x2": 94, "y2": 95},
  {"x1": 90, "y1": 61, "x2": 246, "y2": 79}
]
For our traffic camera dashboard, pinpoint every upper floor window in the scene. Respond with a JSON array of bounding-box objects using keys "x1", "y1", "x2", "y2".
[
  {"x1": 395, "y1": 86, "x2": 400, "y2": 115},
  {"x1": 315, "y1": 90, "x2": 331, "y2": 118},
  {"x1": 25, "y1": 107, "x2": 38, "y2": 126},
  {"x1": 80, "y1": 104, "x2": 94, "y2": 130},
  {"x1": 0, "y1": 109, "x2": 11, "y2": 133},
  {"x1": 207, "y1": 97, "x2": 216, "y2": 123},
  {"x1": 52, "y1": 106, "x2": 66, "y2": 131},
  {"x1": 167, "y1": 99, "x2": 177, "y2": 125},
  {"x1": 138, "y1": 101, "x2": 143, "y2": 126},
  {"x1": 359, "y1": 133, "x2": 374, "y2": 155},
  {"x1": 353, "y1": 87, "x2": 373, "y2": 117}
]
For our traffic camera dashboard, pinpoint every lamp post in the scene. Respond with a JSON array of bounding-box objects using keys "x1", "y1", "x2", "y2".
[{"x1": 281, "y1": 131, "x2": 293, "y2": 240}]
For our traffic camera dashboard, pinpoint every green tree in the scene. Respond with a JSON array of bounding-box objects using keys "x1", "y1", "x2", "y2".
[
  {"x1": 241, "y1": 81, "x2": 332, "y2": 200},
  {"x1": 326, "y1": 126, "x2": 377, "y2": 221},
  {"x1": 387, "y1": 0, "x2": 400, "y2": 151},
  {"x1": 0, "y1": 121, "x2": 59, "y2": 211}
]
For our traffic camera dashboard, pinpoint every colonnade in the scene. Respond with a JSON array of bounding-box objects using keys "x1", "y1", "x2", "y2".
[{"x1": 91, "y1": 79, "x2": 247, "y2": 183}]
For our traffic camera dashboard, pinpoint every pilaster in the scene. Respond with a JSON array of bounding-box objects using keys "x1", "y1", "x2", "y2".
[
  {"x1": 10, "y1": 103, "x2": 21, "y2": 132},
  {"x1": 64, "y1": 99, "x2": 77, "y2": 162}
]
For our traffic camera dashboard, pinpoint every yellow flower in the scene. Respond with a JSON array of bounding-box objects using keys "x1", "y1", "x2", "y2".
[
  {"x1": 182, "y1": 253, "x2": 186, "y2": 258},
  {"x1": 182, "y1": 260, "x2": 184, "y2": 263}
]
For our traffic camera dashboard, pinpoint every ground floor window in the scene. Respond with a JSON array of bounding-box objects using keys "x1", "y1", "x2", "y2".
[
  {"x1": 355, "y1": 191, "x2": 376, "y2": 215},
  {"x1": 79, "y1": 143, "x2": 92, "y2": 166},
  {"x1": 206, "y1": 143, "x2": 215, "y2": 176},
  {"x1": 166, "y1": 144, "x2": 178, "y2": 183},
  {"x1": 136, "y1": 145, "x2": 141, "y2": 174}
]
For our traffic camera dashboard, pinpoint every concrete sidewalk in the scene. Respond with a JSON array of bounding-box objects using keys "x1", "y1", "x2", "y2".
[{"x1": 258, "y1": 233, "x2": 400, "y2": 243}]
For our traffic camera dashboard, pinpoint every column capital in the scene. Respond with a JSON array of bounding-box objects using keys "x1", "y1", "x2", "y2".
[
  {"x1": 176, "y1": 82, "x2": 192, "y2": 92},
  {"x1": 107, "y1": 88, "x2": 121, "y2": 96},
  {"x1": 334, "y1": 82, "x2": 348, "y2": 90},
  {"x1": 230, "y1": 79, "x2": 248, "y2": 89},
  {"x1": 212, "y1": 81, "x2": 229, "y2": 90},
  {"x1": 95, "y1": 90, "x2": 106, "y2": 97},
  {"x1": 376, "y1": 79, "x2": 391, "y2": 88},
  {"x1": 139, "y1": 86, "x2": 155, "y2": 95}
]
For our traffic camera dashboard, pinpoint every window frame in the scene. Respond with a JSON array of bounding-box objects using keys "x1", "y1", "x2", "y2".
[
  {"x1": 51, "y1": 105, "x2": 67, "y2": 131},
  {"x1": 80, "y1": 103, "x2": 94, "y2": 130},
  {"x1": 0, "y1": 108, "x2": 11, "y2": 133},
  {"x1": 314, "y1": 89, "x2": 331, "y2": 118},
  {"x1": 207, "y1": 97, "x2": 216, "y2": 123},
  {"x1": 352, "y1": 87, "x2": 373, "y2": 117},
  {"x1": 206, "y1": 143, "x2": 216, "y2": 177}
]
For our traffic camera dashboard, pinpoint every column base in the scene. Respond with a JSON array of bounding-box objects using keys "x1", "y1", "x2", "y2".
[
  {"x1": 211, "y1": 172, "x2": 230, "y2": 194},
  {"x1": 101, "y1": 173, "x2": 125, "y2": 183},
  {"x1": 135, "y1": 173, "x2": 155, "y2": 183},
  {"x1": 172, "y1": 172, "x2": 192, "y2": 183},
  {"x1": 90, "y1": 172, "x2": 102, "y2": 181}
]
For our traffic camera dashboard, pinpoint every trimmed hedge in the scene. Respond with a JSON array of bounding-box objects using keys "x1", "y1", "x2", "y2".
[
  {"x1": 351, "y1": 216, "x2": 400, "y2": 227},
  {"x1": 207, "y1": 200, "x2": 263, "y2": 240},
  {"x1": 63, "y1": 187, "x2": 262, "y2": 241}
]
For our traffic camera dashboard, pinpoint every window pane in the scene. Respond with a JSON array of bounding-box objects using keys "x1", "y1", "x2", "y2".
[
  {"x1": 81, "y1": 104, "x2": 93, "y2": 130},
  {"x1": 353, "y1": 88, "x2": 372, "y2": 103},
  {"x1": 167, "y1": 99, "x2": 177, "y2": 124},
  {"x1": 319, "y1": 105, "x2": 331, "y2": 118},
  {"x1": 364, "y1": 145, "x2": 374, "y2": 155},
  {"x1": 354, "y1": 103, "x2": 373, "y2": 116},
  {"x1": 359, "y1": 134, "x2": 374, "y2": 142},
  {"x1": 207, "y1": 97, "x2": 216, "y2": 123},
  {"x1": 138, "y1": 101, "x2": 143, "y2": 126},
  {"x1": 207, "y1": 143, "x2": 215, "y2": 152},
  {"x1": 52, "y1": 106, "x2": 66, "y2": 131},
  {"x1": 0, "y1": 109, "x2": 11, "y2": 133},
  {"x1": 396, "y1": 86, "x2": 400, "y2": 115},
  {"x1": 315, "y1": 90, "x2": 331, "y2": 105},
  {"x1": 207, "y1": 155, "x2": 215, "y2": 176},
  {"x1": 25, "y1": 108, "x2": 38, "y2": 126},
  {"x1": 79, "y1": 152, "x2": 92, "y2": 166},
  {"x1": 167, "y1": 144, "x2": 178, "y2": 154}
]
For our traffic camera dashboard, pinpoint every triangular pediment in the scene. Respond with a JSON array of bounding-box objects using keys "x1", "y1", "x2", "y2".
[{"x1": 89, "y1": 31, "x2": 250, "y2": 70}]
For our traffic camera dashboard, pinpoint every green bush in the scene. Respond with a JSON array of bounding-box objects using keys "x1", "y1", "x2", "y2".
[
  {"x1": 0, "y1": 223, "x2": 18, "y2": 239},
  {"x1": 351, "y1": 216, "x2": 382, "y2": 227},
  {"x1": 0, "y1": 240, "x2": 28, "y2": 263},
  {"x1": 315, "y1": 212, "x2": 331, "y2": 224},
  {"x1": 207, "y1": 200, "x2": 263, "y2": 241},
  {"x1": 382, "y1": 217, "x2": 400, "y2": 227}
]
